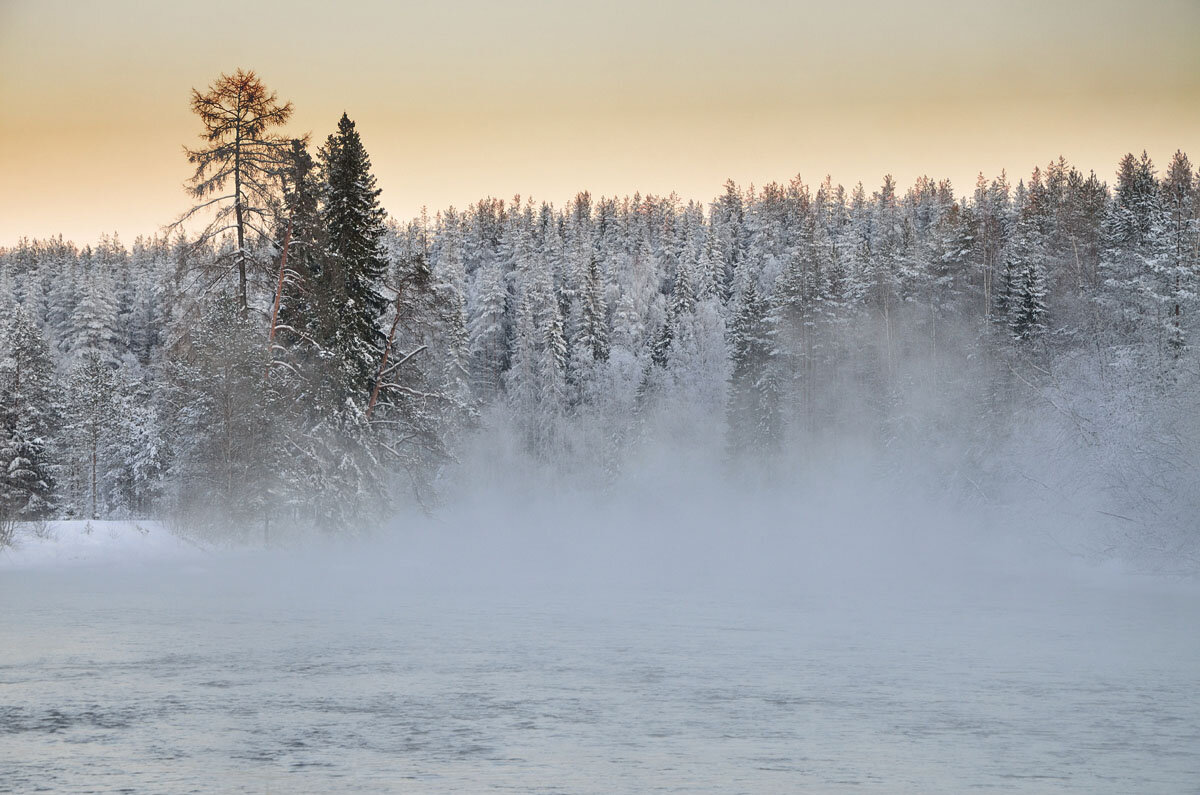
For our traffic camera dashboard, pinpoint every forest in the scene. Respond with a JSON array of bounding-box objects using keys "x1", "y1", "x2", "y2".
[{"x1": 1, "y1": 71, "x2": 1197, "y2": 566}]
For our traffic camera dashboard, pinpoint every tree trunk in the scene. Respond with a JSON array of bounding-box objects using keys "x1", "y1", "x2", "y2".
[
  {"x1": 234, "y1": 102, "x2": 247, "y2": 313},
  {"x1": 367, "y1": 289, "x2": 404, "y2": 418},
  {"x1": 90, "y1": 433, "x2": 98, "y2": 521},
  {"x1": 265, "y1": 222, "x2": 292, "y2": 379}
]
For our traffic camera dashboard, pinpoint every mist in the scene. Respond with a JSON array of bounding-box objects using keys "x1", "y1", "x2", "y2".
[
  {"x1": 142, "y1": 309, "x2": 1194, "y2": 608},
  {"x1": 8, "y1": 408, "x2": 1199, "y2": 792},
  {"x1": 7, "y1": 372, "x2": 1200, "y2": 793}
]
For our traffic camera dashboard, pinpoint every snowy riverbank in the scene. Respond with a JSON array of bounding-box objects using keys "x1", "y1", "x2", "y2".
[{"x1": 0, "y1": 520, "x2": 203, "y2": 569}]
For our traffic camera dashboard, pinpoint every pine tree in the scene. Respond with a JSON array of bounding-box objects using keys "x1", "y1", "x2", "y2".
[
  {"x1": 1006, "y1": 198, "x2": 1050, "y2": 344},
  {"x1": 1008, "y1": 255, "x2": 1049, "y2": 344},
  {"x1": 506, "y1": 289, "x2": 540, "y2": 439},
  {"x1": 712, "y1": 180, "x2": 747, "y2": 302},
  {"x1": 375, "y1": 227, "x2": 455, "y2": 480},
  {"x1": 128, "y1": 236, "x2": 169, "y2": 366},
  {"x1": 505, "y1": 247, "x2": 567, "y2": 451},
  {"x1": 968, "y1": 171, "x2": 1013, "y2": 320},
  {"x1": 579, "y1": 255, "x2": 610, "y2": 364},
  {"x1": 318, "y1": 113, "x2": 390, "y2": 406},
  {"x1": 468, "y1": 260, "x2": 510, "y2": 399},
  {"x1": 107, "y1": 364, "x2": 168, "y2": 517},
  {"x1": 1159, "y1": 150, "x2": 1197, "y2": 357},
  {"x1": 652, "y1": 259, "x2": 694, "y2": 366},
  {"x1": 428, "y1": 214, "x2": 475, "y2": 420},
  {"x1": 538, "y1": 293, "x2": 568, "y2": 415},
  {"x1": 0, "y1": 307, "x2": 59, "y2": 519},
  {"x1": 436, "y1": 275, "x2": 476, "y2": 420},
  {"x1": 271, "y1": 138, "x2": 325, "y2": 387},
  {"x1": 767, "y1": 249, "x2": 819, "y2": 430},
  {"x1": 65, "y1": 352, "x2": 117, "y2": 519},
  {"x1": 70, "y1": 256, "x2": 122, "y2": 365},
  {"x1": 727, "y1": 279, "x2": 778, "y2": 453},
  {"x1": 665, "y1": 295, "x2": 730, "y2": 426},
  {"x1": 1098, "y1": 152, "x2": 1164, "y2": 359}
]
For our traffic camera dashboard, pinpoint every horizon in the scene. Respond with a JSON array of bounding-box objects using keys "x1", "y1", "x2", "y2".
[{"x1": 3, "y1": 0, "x2": 1198, "y2": 247}]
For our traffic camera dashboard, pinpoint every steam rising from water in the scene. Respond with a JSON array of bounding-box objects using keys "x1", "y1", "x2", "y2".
[{"x1": 5, "y1": 422, "x2": 1198, "y2": 793}]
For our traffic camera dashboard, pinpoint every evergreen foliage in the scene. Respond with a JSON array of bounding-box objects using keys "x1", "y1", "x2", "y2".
[
  {"x1": 318, "y1": 113, "x2": 389, "y2": 404},
  {"x1": 0, "y1": 307, "x2": 59, "y2": 520}
]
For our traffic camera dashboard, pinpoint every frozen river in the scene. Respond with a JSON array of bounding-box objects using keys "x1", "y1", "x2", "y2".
[{"x1": 2, "y1": 548, "x2": 1199, "y2": 793}]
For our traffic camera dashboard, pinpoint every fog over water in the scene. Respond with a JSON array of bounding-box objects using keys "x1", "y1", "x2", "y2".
[{"x1": 4, "y1": 430, "x2": 1198, "y2": 794}]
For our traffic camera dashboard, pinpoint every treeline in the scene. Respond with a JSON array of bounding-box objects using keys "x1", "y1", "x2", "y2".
[
  {"x1": 1, "y1": 72, "x2": 1197, "y2": 545},
  {"x1": 0, "y1": 71, "x2": 465, "y2": 537}
]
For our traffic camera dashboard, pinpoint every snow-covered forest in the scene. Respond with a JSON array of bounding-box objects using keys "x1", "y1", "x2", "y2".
[{"x1": 1, "y1": 72, "x2": 1197, "y2": 565}]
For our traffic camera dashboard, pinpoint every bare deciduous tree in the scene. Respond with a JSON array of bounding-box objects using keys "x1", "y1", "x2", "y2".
[{"x1": 177, "y1": 69, "x2": 295, "y2": 312}]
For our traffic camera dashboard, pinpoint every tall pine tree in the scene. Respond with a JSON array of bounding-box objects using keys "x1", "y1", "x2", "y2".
[
  {"x1": 0, "y1": 307, "x2": 59, "y2": 520},
  {"x1": 318, "y1": 113, "x2": 389, "y2": 406}
]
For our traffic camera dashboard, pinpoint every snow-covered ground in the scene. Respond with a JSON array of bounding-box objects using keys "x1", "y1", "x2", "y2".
[{"x1": 0, "y1": 520, "x2": 203, "y2": 570}]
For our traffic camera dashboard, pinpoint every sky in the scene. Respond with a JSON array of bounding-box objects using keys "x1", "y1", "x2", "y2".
[{"x1": 1, "y1": 0, "x2": 1198, "y2": 246}]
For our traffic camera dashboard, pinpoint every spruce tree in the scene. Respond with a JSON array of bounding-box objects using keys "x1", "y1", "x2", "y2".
[
  {"x1": 506, "y1": 289, "x2": 540, "y2": 439},
  {"x1": 579, "y1": 256, "x2": 610, "y2": 363},
  {"x1": 128, "y1": 236, "x2": 168, "y2": 366},
  {"x1": 318, "y1": 113, "x2": 389, "y2": 405},
  {"x1": 70, "y1": 257, "x2": 122, "y2": 365},
  {"x1": 107, "y1": 363, "x2": 168, "y2": 517},
  {"x1": 65, "y1": 352, "x2": 117, "y2": 519},
  {"x1": 1006, "y1": 204, "x2": 1050, "y2": 344},
  {"x1": 659, "y1": 260, "x2": 696, "y2": 366},
  {"x1": 429, "y1": 211, "x2": 475, "y2": 417},
  {"x1": 273, "y1": 139, "x2": 325, "y2": 380},
  {"x1": 467, "y1": 261, "x2": 510, "y2": 399},
  {"x1": 727, "y1": 279, "x2": 778, "y2": 452},
  {"x1": 1159, "y1": 151, "x2": 1197, "y2": 357},
  {"x1": 1098, "y1": 152, "x2": 1165, "y2": 357},
  {"x1": 1008, "y1": 258, "x2": 1049, "y2": 343},
  {"x1": 0, "y1": 307, "x2": 59, "y2": 519}
]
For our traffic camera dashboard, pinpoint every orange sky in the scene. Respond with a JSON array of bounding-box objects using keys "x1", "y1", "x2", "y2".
[{"x1": 2, "y1": 0, "x2": 1198, "y2": 247}]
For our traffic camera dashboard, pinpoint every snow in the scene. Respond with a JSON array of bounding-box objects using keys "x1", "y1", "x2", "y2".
[{"x1": 0, "y1": 520, "x2": 203, "y2": 570}]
